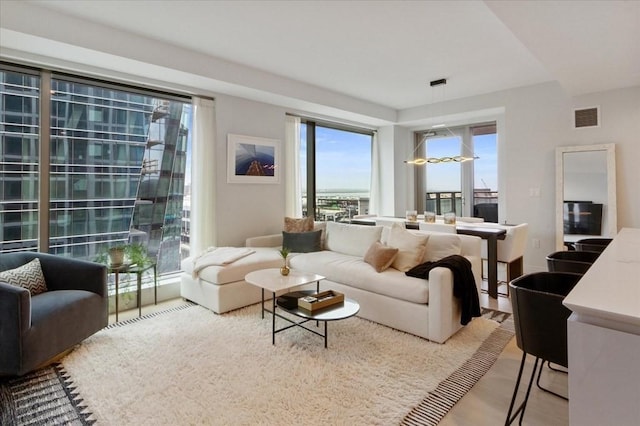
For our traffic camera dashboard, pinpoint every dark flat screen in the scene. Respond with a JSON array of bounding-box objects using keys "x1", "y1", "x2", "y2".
[{"x1": 563, "y1": 202, "x2": 603, "y2": 235}]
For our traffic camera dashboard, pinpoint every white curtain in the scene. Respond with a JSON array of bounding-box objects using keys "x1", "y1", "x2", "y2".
[
  {"x1": 285, "y1": 115, "x2": 302, "y2": 217},
  {"x1": 190, "y1": 96, "x2": 217, "y2": 256},
  {"x1": 368, "y1": 131, "x2": 380, "y2": 216}
]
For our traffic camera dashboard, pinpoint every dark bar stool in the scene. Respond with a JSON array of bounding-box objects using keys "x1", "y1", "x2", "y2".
[
  {"x1": 546, "y1": 250, "x2": 600, "y2": 274},
  {"x1": 505, "y1": 272, "x2": 582, "y2": 426},
  {"x1": 574, "y1": 238, "x2": 612, "y2": 253}
]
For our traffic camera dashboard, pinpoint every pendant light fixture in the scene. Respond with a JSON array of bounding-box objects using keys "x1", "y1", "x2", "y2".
[{"x1": 405, "y1": 78, "x2": 479, "y2": 165}]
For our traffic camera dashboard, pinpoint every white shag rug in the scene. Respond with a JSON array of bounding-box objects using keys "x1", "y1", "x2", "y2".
[{"x1": 61, "y1": 303, "x2": 502, "y2": 425}]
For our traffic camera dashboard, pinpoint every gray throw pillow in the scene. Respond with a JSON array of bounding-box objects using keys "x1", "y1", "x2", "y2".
[{"x1": 282, "y1": 230, "x2": 323, "y2": 253}]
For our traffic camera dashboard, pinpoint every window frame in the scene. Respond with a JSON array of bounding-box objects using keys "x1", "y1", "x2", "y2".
[
  {"x1": 414, "y1": 122, "x2": 497, "y2": 218},
  {"x1": 1, "y1": 62, "x2": 193, "y2": 277},
  {"x1": 300, "y1": 118, "x2": 374, "y2": 221}
]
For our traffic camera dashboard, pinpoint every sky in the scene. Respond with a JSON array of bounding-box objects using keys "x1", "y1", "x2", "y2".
[
  {"x1": 426, "y1": 134, "x2": 498, "y2": 192},
  {"x1": 300, "y1": 124, "x2": 372, "y2": 192}
]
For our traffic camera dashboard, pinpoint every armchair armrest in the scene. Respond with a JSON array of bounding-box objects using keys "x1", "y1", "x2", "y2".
[
  {"x1": 36, "y1": 253, "x2": 107, "y2": 297},
  {"x1": 0, "y1": 282, "x2": 31, "y2": 371}
]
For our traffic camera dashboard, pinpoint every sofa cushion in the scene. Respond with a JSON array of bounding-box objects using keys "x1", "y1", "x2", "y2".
[
  {"x1": 0, "y1": 258, "x2": 48, "y2": 296},
  {"x1": 180, "y1": 248, "x2": 282, "y2": 285},
  {"x1": 423, "y1": 233, "x2": 462, "y2": 262},
  {"x1": 289, "y1": 251, "x2": 429, "y2": 304},
  {"x1": 282, "y1": 230, "x2": 322, "y2": 253},
  {"x1": 386, "y1": 224, "x2": 429, "y2": 272},
  {"x1": 364, "y1": 242, "x2": 398, "y2": 272},
  {"x1": 284, "y1": 216, "x2": 314, "y2": 233},
  {"x1": 324, "y1": 222, "x2": 383, "y2": 257}
]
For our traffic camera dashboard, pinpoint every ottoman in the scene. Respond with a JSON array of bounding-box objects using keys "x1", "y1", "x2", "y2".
[{"x1": 180, "y1": 247, "x2": 283, "y2": 313}]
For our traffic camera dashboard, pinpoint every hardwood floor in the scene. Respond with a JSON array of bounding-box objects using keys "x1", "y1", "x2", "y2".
[
  {"x1": 441, "y1": 291, "x2": 568, "y2": 426},
  {"x1": 111, "y1": 289, "x2": 568, "y2": 426}
]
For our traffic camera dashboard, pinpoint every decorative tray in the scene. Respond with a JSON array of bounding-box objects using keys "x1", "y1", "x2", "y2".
[{"x1": 297, "y1": 290, "x2": 344, "y2": 312}]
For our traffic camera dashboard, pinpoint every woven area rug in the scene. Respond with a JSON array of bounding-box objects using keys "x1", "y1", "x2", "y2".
[{"x1": 1, "y1": 304, "x2": 513, "y2": 425}]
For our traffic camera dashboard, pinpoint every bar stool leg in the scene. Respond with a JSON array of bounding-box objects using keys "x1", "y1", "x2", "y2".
[{"x1": 505, "y1": 354, "x2": 541, "y2": 426}]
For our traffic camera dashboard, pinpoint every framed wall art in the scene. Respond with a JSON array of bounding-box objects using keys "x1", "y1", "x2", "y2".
[{"x1": 227, "y1": 134, "x2": 280, "y2": 184}]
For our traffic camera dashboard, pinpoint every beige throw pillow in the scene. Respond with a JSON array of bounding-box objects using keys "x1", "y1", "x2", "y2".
[
  {"x1": 284, "y1": 216, "x2": 314, "y2": 233},
  {"x1": 387, "y1": 223, "x2": 429, "y2": 272},
  {"x1": 364, "y1": 242, "x2": 399, "y2": 272},
  {"x1": 0, "y1": 258, "x2": 48, "y2": 296}
]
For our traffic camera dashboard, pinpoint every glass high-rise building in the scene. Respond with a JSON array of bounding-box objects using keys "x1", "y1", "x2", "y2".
[{"x1": 0, "y1": 66, "x2": 191, "y2": 274}]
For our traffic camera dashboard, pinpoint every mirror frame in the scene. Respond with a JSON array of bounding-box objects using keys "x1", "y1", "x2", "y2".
[{"x1": 555, "y1": 143, "x2": 617, "y2": 251}]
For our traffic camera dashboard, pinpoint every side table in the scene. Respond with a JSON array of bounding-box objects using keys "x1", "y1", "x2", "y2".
[{"x1": 109, "y1": 262, "x2": 157, "y2": 322}]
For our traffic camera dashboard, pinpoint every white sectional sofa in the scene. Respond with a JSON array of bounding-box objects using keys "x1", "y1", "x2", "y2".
[
  {"x1": 181, "y1": 222, "x2": 482, "y2": 344},
  {"x1": 252, "y1": 223, "x2": 481, "y2": 343}
]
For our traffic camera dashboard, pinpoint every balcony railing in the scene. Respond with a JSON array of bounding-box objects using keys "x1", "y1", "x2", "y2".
[{"x1": 426, "y1": 190, "x2": 498, "y2": 216}]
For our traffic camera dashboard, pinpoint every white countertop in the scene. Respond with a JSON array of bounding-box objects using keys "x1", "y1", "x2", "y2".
[{"x1": 563, "y1": 228, "x2": 640, "y2": 330}]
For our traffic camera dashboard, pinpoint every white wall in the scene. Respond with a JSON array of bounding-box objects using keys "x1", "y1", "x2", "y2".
[
  {"x1": 376, "y1": 125, "x2": 413, "y2": 217},
  {"x1": 571, "y1": 88, "x2": 640, "y2": 231},
  {"x1": 213, "y1": 95, "x2": 288, "y2": 246},
  {"x1": 374, "y1": 126, "x2": 398, "y2": 217}
]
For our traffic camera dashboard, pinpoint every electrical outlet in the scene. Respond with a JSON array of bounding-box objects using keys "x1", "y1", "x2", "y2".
[
  {"x1": 529, "y1": 188, "x2": 540, "y2": 197},
  {"x1": 532, "y1": 238, "x2": 540, "y2": 248}
]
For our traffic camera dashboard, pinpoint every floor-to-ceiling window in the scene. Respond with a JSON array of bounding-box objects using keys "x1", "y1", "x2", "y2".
[
  {"x1": 0, "y1": 66, "x2": 39, "y2": 252},
  {"x1": 300, "y1": 120, "x2": 373, "y2": 221},
  {"x1": 0, "y1": 63, "x2": 192, "y2": 275},
  {"x1": 417, "y1": 123, "x2": 497, "y2": 220},
  {"x1": 471, "y1": 124, "x2": 498, "y2": 222}
]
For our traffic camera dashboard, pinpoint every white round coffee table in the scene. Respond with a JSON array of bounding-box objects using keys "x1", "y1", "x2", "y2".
[{"x1": 245, "y1": 268, "x2": 359, "y2": 347}]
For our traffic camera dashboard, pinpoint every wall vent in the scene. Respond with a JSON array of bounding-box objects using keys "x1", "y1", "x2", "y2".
[{"x1": 574, "y1": 107, "x2": 600, "y2": 129}]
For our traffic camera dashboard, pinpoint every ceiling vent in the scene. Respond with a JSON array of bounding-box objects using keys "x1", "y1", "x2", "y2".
[{"x1": 574, "y1": 107, "x2": 600, "y2": 129}]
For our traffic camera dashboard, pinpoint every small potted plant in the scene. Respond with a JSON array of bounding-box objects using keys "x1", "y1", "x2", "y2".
[
  {"x1": 108, "y1": 245, "x2": 126, "y2": 267},
  {"x1": 279, "y1": 247, "x2": 291, "y2": 276},
  {"x1": 96, "y1": 243, "x2": 151, "y2": 269}
]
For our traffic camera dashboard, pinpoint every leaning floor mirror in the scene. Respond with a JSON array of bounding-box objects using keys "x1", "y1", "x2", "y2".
[{"x1": 555, "y1": 143, "x2": 617, "y2": 251}]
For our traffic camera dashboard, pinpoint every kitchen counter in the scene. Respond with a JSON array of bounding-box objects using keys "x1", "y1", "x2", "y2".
[
  {"x1": 563, "y1": 227, "x2": 640, "y2": 331},
  {"x1": 563, "y1": 228, "x2": 640, "y2": 426}
]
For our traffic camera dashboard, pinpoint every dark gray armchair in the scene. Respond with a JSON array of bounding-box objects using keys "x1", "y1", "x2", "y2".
[{"x1": 0, "y1": 252, "x2": 108, "y2": 376}]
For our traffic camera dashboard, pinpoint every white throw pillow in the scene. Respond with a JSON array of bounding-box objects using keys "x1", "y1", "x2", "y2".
[
  {"x1": 324, "y1": 222, "x2": 382, "y2": 257},
  {"x1": 0, "y1": 258, "x2": 48, "y2": 296},
  {"x1": 386, "y1": 223, "x2": 429, "y2": 272},
  {"x1": 423, "y1": 233, "x2": 462, "y2": 262}
]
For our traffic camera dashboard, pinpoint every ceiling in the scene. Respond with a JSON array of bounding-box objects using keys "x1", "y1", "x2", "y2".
[{"x1": 8, "y1": 1, "x2": 640, "y2": 112}]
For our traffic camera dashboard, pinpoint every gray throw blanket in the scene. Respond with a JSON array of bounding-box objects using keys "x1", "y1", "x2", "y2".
[{"x1": 405, "y1": 255, "x2": 481, "y2": 325}]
